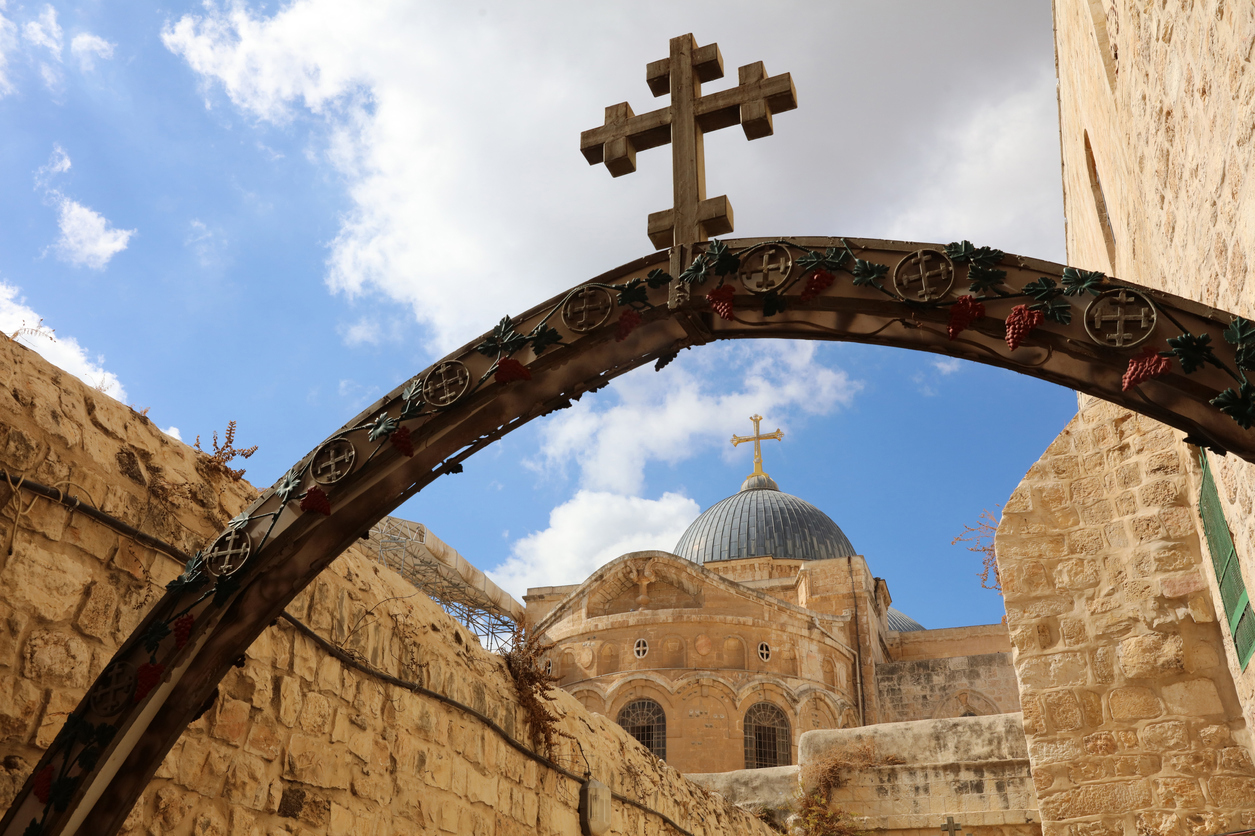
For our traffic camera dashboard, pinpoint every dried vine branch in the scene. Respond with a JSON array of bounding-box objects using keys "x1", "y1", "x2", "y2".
[
  {"x1": 193, "y1": 420, "x2": 258, "y2": 480},
  {"x1": 952, "y1": 507, "x2": 1001, "y2": 592}
]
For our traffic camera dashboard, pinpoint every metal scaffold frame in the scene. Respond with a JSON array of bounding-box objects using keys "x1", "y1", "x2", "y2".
[{"x1": 367, "y1": 517, "x2": 519, "y2": 653}]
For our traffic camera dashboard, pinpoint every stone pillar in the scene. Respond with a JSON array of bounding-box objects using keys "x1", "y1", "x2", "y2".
[{"x1": 997, "y1": 396, "x2": 1255, "y2": 836}]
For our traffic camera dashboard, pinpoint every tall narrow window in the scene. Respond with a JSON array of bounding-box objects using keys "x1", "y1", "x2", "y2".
[
  {"x1": 617, "y1": 699, "x2": 667, "y2": 760},
  {"x1": 1199, "y1": 455, "x2": 1255, "y2": 669},
  {"x1": 743, "y1": 702, "x2": 791, "y2": 769},
  {"x1": 1084, "y1": 132, "x2": 1118, "y2": 271}
]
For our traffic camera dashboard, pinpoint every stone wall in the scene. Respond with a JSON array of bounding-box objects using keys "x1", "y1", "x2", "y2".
[
  {"x1": 0, "y1": 338, "x2": 776, "y2": 835},
  {"x1": 875, "y1": 652, "x2": 1021, "y2": 723},
  {"x1": 996, "y1": 395, "x2": 1255, "y2": 836},
  {"x1": 1055, "y1": 0, "x2": 1255, "y2": 722},
  {"x1": 886, "y1": 624, "x2": 1011, "y2": 661}
]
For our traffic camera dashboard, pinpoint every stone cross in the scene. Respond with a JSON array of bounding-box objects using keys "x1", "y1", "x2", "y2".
[
  {"x1": 731, "y1": 414, "x2": 783, "y2": 480},
  {"x1": 940, "y1": 817, "x2": 963, "y2": 836},
  {"x1": 581, "y1": 34, "x2": 796, "y2": 306}
]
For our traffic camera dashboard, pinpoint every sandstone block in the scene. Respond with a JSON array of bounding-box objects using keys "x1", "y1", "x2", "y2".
[
  {"x1": 1136, "y1": 811, "x2": 1182, "y2": 836},
  {"x1": 278, "y1": 676, "x2": 302, "y2": 728},
  {"x1": 293, "y1": 634, "x2": 317, "y2": 682},
  {"x1": 1084, "y1": 732, "x2": 1117, "y2": 755},
  {"x1": 329, "y1": 802, "x2": 354, "y2": 836},
  {"x1": 1141, "y1": 721, "x2": 1189, "y2": 750},
  {"x1": 1120, "y1": 633, "x2": 1185, "y2": 679},
  {"x1": 1018, "y1": 651, "x2": 1088, "y2": 688},
  {"x1": 223, "y1": 752, "x2": 269, "y2": 810},
  {"x1": 1037, "y1": 779, "x2": 1152, "y2": 818},
  {"x1": 1207, "y1": 776, "x2": 1255, "y2": 808},
  {"x1": 286, "y1": 733, "x2": 350, "y2": 790},
  {"x1": 1056, "y1": 560, "x2": 1100, "y2": 590},
  {"x1": 1139, "y1": 479, "x2": 1181, "y2": 508},
  {"x1": 1029, "y1": 737, "x2": 1083, "y2": 764},
  {"x1": 1160, "y1": 506, "x2": 1195, "y2": 539},
  {"x1": 1165, "y1": 750, "x2": 1216, "y2": 776},
  {"x1": 244, "y1": 717, "x2": 281, "y2": 761},
  {"x1": 1155, "y1": 777, "x2": 1204, "y2": 807},
  {"x1": 1109, "y1": 686, "x2": 1163, "y2": 720},
  {"x1": 212, "y1": 698, "x2": 252, "y2": 747},
  {"x1": 0, "y1": 599, "x2": 27, "y2": 669},
  {"x1": 1160, "y1": 573, "x2": 1205, "y2": 599},
  {"x1": 1131, "y1": 515, "x2": 1167, "y2": 540},
  {"x1": 1, "y1": 546, "x2": 93, "y2": 621},
  {"x1": 316, "y1": 656, "x2": 341, "y2": 695},
  {"x1": 298, "y1": 692, "x2": 332, "y2": 735},
  {"x1": 1220, "y1": 747, "x2": 1255, "y2": 773},
  {"x1": 154, "y1": 785, "x2": 194, "y2": 831},
  {"x1": 1044, "y1": 690, "x2": 1084, "y2": 731},
  {"x1": 1162, "y1": 679, "x2": 1223, "y2": 716},
  {"x1": 191, "y1": 808, "x2": 228, "y2": 836},
  {"x1": 34, "y1": 688, "x2": 79, "y2": 748},
  {"x1": 74, "y1": 581, "x2": 116, "y2": 640},
  {"x1": 23, "y1": 629, "x2": 90, "y2": 688}
]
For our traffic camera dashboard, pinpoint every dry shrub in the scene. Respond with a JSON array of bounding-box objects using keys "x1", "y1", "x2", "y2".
[
  {"x1": 794, "y1": 791, "x2": 864, "y2": 836},
  {"x1": 194, "y1": 420, "x2": 258, "y2": 480},
  {"x1": 501, "y1": 625, "x2": 567, "y2": 757},
  {"x1": 953, "y1": 507, "x2": 1002, "y2": 592},
  {"x1": 794, "y1": 744, "x2": 903, "y2": 836}
]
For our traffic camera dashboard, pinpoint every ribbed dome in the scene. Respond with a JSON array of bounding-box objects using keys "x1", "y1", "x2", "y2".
[
  {"x1": 673, "y1": 483, "x2": 856, "y2": 564},
  {"x1": 886, "y1": 607, "x2": 926, "y2": 632}
]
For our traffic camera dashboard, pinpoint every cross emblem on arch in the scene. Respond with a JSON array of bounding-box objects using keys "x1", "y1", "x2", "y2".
[{"x1": 581, "y1": 34, "x2": 797, "y2": 303}]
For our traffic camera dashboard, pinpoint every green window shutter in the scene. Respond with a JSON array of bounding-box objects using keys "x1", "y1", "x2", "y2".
[{"x1": 1198, "y1": 455, "x2": 1255, "y2": 669}]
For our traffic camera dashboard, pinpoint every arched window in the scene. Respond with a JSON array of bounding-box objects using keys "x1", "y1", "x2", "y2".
[
  {"x1": 617, "y1": 699, "x2": 667, "y2": 760},
  {"x1": 744, "y1": 702, "x2": 791, "y2": 769}
]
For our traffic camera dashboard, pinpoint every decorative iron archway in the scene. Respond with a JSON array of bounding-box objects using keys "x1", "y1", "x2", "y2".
[{"x1": 10, "y1": 33, "x2": 1255, "y2": 836}]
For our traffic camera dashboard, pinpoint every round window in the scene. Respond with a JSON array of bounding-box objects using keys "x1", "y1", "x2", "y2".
[
  {"x1": 634, "y1": 638, "x2": 649, "y2": 658},
  {"x1": 758, "y1": 642, "x2": 771, "y2": 662}
]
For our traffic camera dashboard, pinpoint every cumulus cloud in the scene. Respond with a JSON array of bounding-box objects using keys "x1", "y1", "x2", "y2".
[
  {"x1": 0, "y1": 281, "x2": 126, "y2": 400},
  {"x1": 163, "y1": 426, "x2": 183, "y2": 441},
  {"x1": 70, "y1": 33, "x2": 114, "y2": 72},
  {"x1": 531, "y1": 341, "x2": 860, "y2": 495},
  {"x1": 0, "y1": 5, "x2": 16, "y2": 97},
  {"x1": 22, "y1": 5, "x2": 60, "y2": 55},
  {"x1": 488, "y1": 490, "x2": 699, "y2": 599},
  {"x1": 52, "y1": 195, "x2": 135, "y2": 269},
  {"x1": 36, "y1": 143, "x2": 71, "y2": 186}
]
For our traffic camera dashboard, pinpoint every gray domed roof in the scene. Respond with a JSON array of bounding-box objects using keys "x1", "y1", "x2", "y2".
[
  {"x1": 886, "y1": 607, "x2": 925, "y2": 632},
  {"x1": 673, "y1": 483, "x2": 856, "y2": 564}
]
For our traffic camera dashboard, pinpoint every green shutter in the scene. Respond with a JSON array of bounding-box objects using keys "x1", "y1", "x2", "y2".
[{"x1": 1198, "y1": 455, "x2": 1255, "y2": 669}]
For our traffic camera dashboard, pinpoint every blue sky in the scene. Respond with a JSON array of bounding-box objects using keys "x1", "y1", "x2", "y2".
[{"x1": 0, "y1": 1, "x2": 1078, "y2": 629}]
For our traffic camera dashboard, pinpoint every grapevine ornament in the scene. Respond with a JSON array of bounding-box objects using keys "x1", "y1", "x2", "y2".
[
  {"x1": 172, "y1": 614, "x2": 195, "y2": 650},
  {"x1": 1004, "y1": 305, "x2": 1044, "y2": 350},
  {"x1": 493, "y1": 357, "x2": 532, "y2": 384},
  {"x1": 947, "y1": 296, "x2": 986, "y2": 340},
  {"x1": 135, "y1": 663, "x2": 165, "y2": 702},
  {"x1": 616, "y1": 309, "x2": 643, "y2": 341},
  {"x1": 389, "y1": 426, "x2": 415, "y2": 458},
  {"x1": 300, "y1": 485, "x2": 332, "y2": 516},
  {"x1": 799, "y1": 269, "x2": 834, "y2": 303},
  {"x1": 1122, "y1": 347, "x2": 1172, "y2": 390},
  {"x1": 706, "y1": 285, "x2": 736, "y2": 320}
]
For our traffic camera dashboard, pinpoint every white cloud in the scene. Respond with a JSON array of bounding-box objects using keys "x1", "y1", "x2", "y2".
[
  {"x1": 532, "y1": 342, "x2": 861, "y2": 495},
  {"x1": 22, "y1": 5, "x2": 61, "y2": 56},
  {"x1": 163, "y1": 426, "x2": 183, "y2": 441},
  {"x1": 488, "y1": 490, "x2": 699, "y2": 599},
  {"x1": 0, "y1": 281, "x2": 127, "y2": 401},
  {"x1": 36, "y1": 144, "x2": 71, "y2": 186},
  {"x1": 932, "y1": 358, "x2": 963, "y2": 375},
  {"x1": 70, "y1": 33, "x2": 114, "y2": 72},
  {"x1": 0, "y1": 6, "x2": 17, "y2": 97},
  {"x1": 339, "y1": 316, "x2": 380, "y2": 346},
  {"x1": 51, "y1": 195, "x2": 135, "y2": 269}
]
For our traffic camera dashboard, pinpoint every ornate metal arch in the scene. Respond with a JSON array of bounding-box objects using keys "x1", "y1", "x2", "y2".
[{"x1": 7, "y1": 235, "x2": 1255, "y2": 834}]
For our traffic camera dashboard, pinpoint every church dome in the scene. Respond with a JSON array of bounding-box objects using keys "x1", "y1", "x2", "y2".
[
  {"x1": 886, "y1": 607, "x2": 926, "y2": 632},
  {"x1": 673, "y1": 481, "x2": 856, "y2": 565}
]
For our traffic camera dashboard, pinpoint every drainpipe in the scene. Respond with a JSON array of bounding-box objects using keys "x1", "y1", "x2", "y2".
[{"x1": 847, "y1": 556, "x2": 866, "y2": 727}]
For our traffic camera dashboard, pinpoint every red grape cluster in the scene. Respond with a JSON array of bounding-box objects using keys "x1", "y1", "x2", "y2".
[
  {"x1": 706, "y1": 285, "x2": 736, "y2": 320},
  {"x1": 389, "y1": 425, "x2": 415, "y2": 457},
  {"x1": 173, "y1": 614, "x2": 195, "y2": 650},
  {"x1": 947, "y1": 295, "x2": 986, "y2": 340},
  {"x1": 1122, "y1": 346, "x2": 1172, "y2": 390},
  {"x1": 493, "y1": 357, "x2": 532, "y2": 384},
  {"x1": 799, "y1": 269, "x2": 834, "y2": 303},
  {"x1": 300, "y1": 485, "x2": 332, "y2": 515},
  {"x1": 135, "y1": 662, "x2": 166, "y2": 702},
  {"x1": 32, "y1": 766, "x2": 53, "y2": 804},
  {"x1": 1004, "y1": 305, "x2": 1044, "y2": 350},
  {"x1": 616, "y1": 309, "x2": 643, "y2": 341}
]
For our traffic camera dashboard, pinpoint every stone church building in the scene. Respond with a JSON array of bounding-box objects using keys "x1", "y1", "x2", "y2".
[{"x1": 525, "y1": 447, "x2": 1020, "y2": 776}]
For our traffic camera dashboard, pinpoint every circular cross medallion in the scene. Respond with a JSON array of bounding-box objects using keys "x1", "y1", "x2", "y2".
[
  {"x1": 311, "y1": 438, "x2": 356, "y2": 485},
  {"x1": 893, "y1": 249, "x2": 955, "y2": 301},
  {"x1": 423, "y1": 361, "x2": 472, "y2": 407},
  {"x1": 1084, "y1": 288, "x2": 1158, "y2": 348},
  {"x1": 205, "y1": 529, "x2": 252, "y2": 578},
  {"x1": 90, "y1": 661, "x2": 137, "y2": 717},
  {"x1": 562, "y1": 286, "x2": 614, "y2": 333},
  {"x1": 695, "y1": 634, "x2": 712, "y2": 656},
  {"x1": 739, "y1": 244, "x2": 793, "y2": 294}
]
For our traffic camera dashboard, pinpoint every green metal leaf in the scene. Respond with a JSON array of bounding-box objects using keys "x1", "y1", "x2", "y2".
[
  {"x1": 77, "y1": 746, "x2": 101, "y2": 772},
  {"x1": 1168, "y1": 332, "x2": 1222, "y2": 374},
  {"x1": 1235, "y1": 342, "x2": 1255, "y2": 372},
  {"x1": 1030, "y1": 297, "x2": 1073, "y2": 325},
  {"x1": 645, "y1": 268, "x2": 672, "y2": 289},
  {"x1": 799, "y1": 247, "x2": 849, "y2": 274},
  {"x1": 945, "y1": 241, "x2": 1003, "y2": 268},
  {"x1": 213, "y1": 573, "x2": 241, "y2": 607},
  {"x1": 706, "y1": 239, "x2": 740, "y2": 276},
  {"x1": 1223, "y1": 316, "x2": 1255, "y2": 346},
  {"x1": 476, "y1": 316, "x2": 527, "y2": 357},
  {"x1": 95, "y1": 723, "x2": 117, "y2": 747},
  {"x1": 945, "y1": 240, "x2": 976, "y2": 263},
  {"x1": 50, "y1": 776, "x2": 77, "y2": 812},
  {"x1": 1212, "y1": 382, "x2": 1255, "y2": 429},
  {"x1": 967, "y1": 264, "x2": 1007, "y2": 294},
  {"x1": 762, "y1": 292, "x2": 787, "y2": 317},
  {"x1": 1022, "y1": 277, "x2": 1062, "y2": 303},
  {"x1": 274, "y1": 471, "x2": 301, "y2": 503},
  {"x1": 401, "y1": 380, "x2": 423, "y2": 403},
  {"x1": 1061, "y1": 266, "x2": 1106, "y2": 296},
  {"x1": 23, "y1": 817, "x2": 41, "y2": 836},
  {"x1": 679, "y1": 255, "x2": 710, "y2": 286},
  {"x1": 850, "y1": 258, "x2": 888, "y2": 287},
  {"x1": 615, "y1": 278, "x2": 649, "y2": 308},
  {"x1": 144, "y1": 620, "x2": 171, "y2": 654},
  {"x1": 367, "y1": 414, "x2": 398, "y2": 443},
  {"x1": 528, "y1": 324, "x2": 563, "y2": 354}
]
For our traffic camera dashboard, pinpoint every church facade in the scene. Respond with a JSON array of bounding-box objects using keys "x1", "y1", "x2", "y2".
[{"x1": 525, "y1": 426, "x2": 1021, "y2": 775}]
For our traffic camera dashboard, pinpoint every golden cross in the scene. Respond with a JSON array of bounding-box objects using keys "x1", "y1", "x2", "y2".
[
  {"x1": 581, "y1": 34, "x2": 797, "y2": 306},
  {"x1": 730, "y1": 414, "x2": 783, "y2": 479}
]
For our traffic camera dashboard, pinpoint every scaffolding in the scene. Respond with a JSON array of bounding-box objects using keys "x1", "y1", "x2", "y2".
[{"x1": 366, "y1": 516, "x2": 522, "y2": 653}]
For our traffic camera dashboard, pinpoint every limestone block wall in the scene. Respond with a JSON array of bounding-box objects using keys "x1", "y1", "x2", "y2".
[
  {"x1": 0, "y1": 339, "x2": 775, "y2": 835},
  {"x1": 996, "y1": 395, "x2": 1255, "y2": 836},
  {"x1": 798, "y1": 713, "x2": 1040, "y2": 836},
  {"x1": 886, "y1": 624, "x2": 1012, "y2": 662},
  {"x1": 875, "y1": 652, "x2": 1021, "y2": 723},
  {"x1": 1055, "y1": 0, "x2": 1255, "y2": 717}
]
